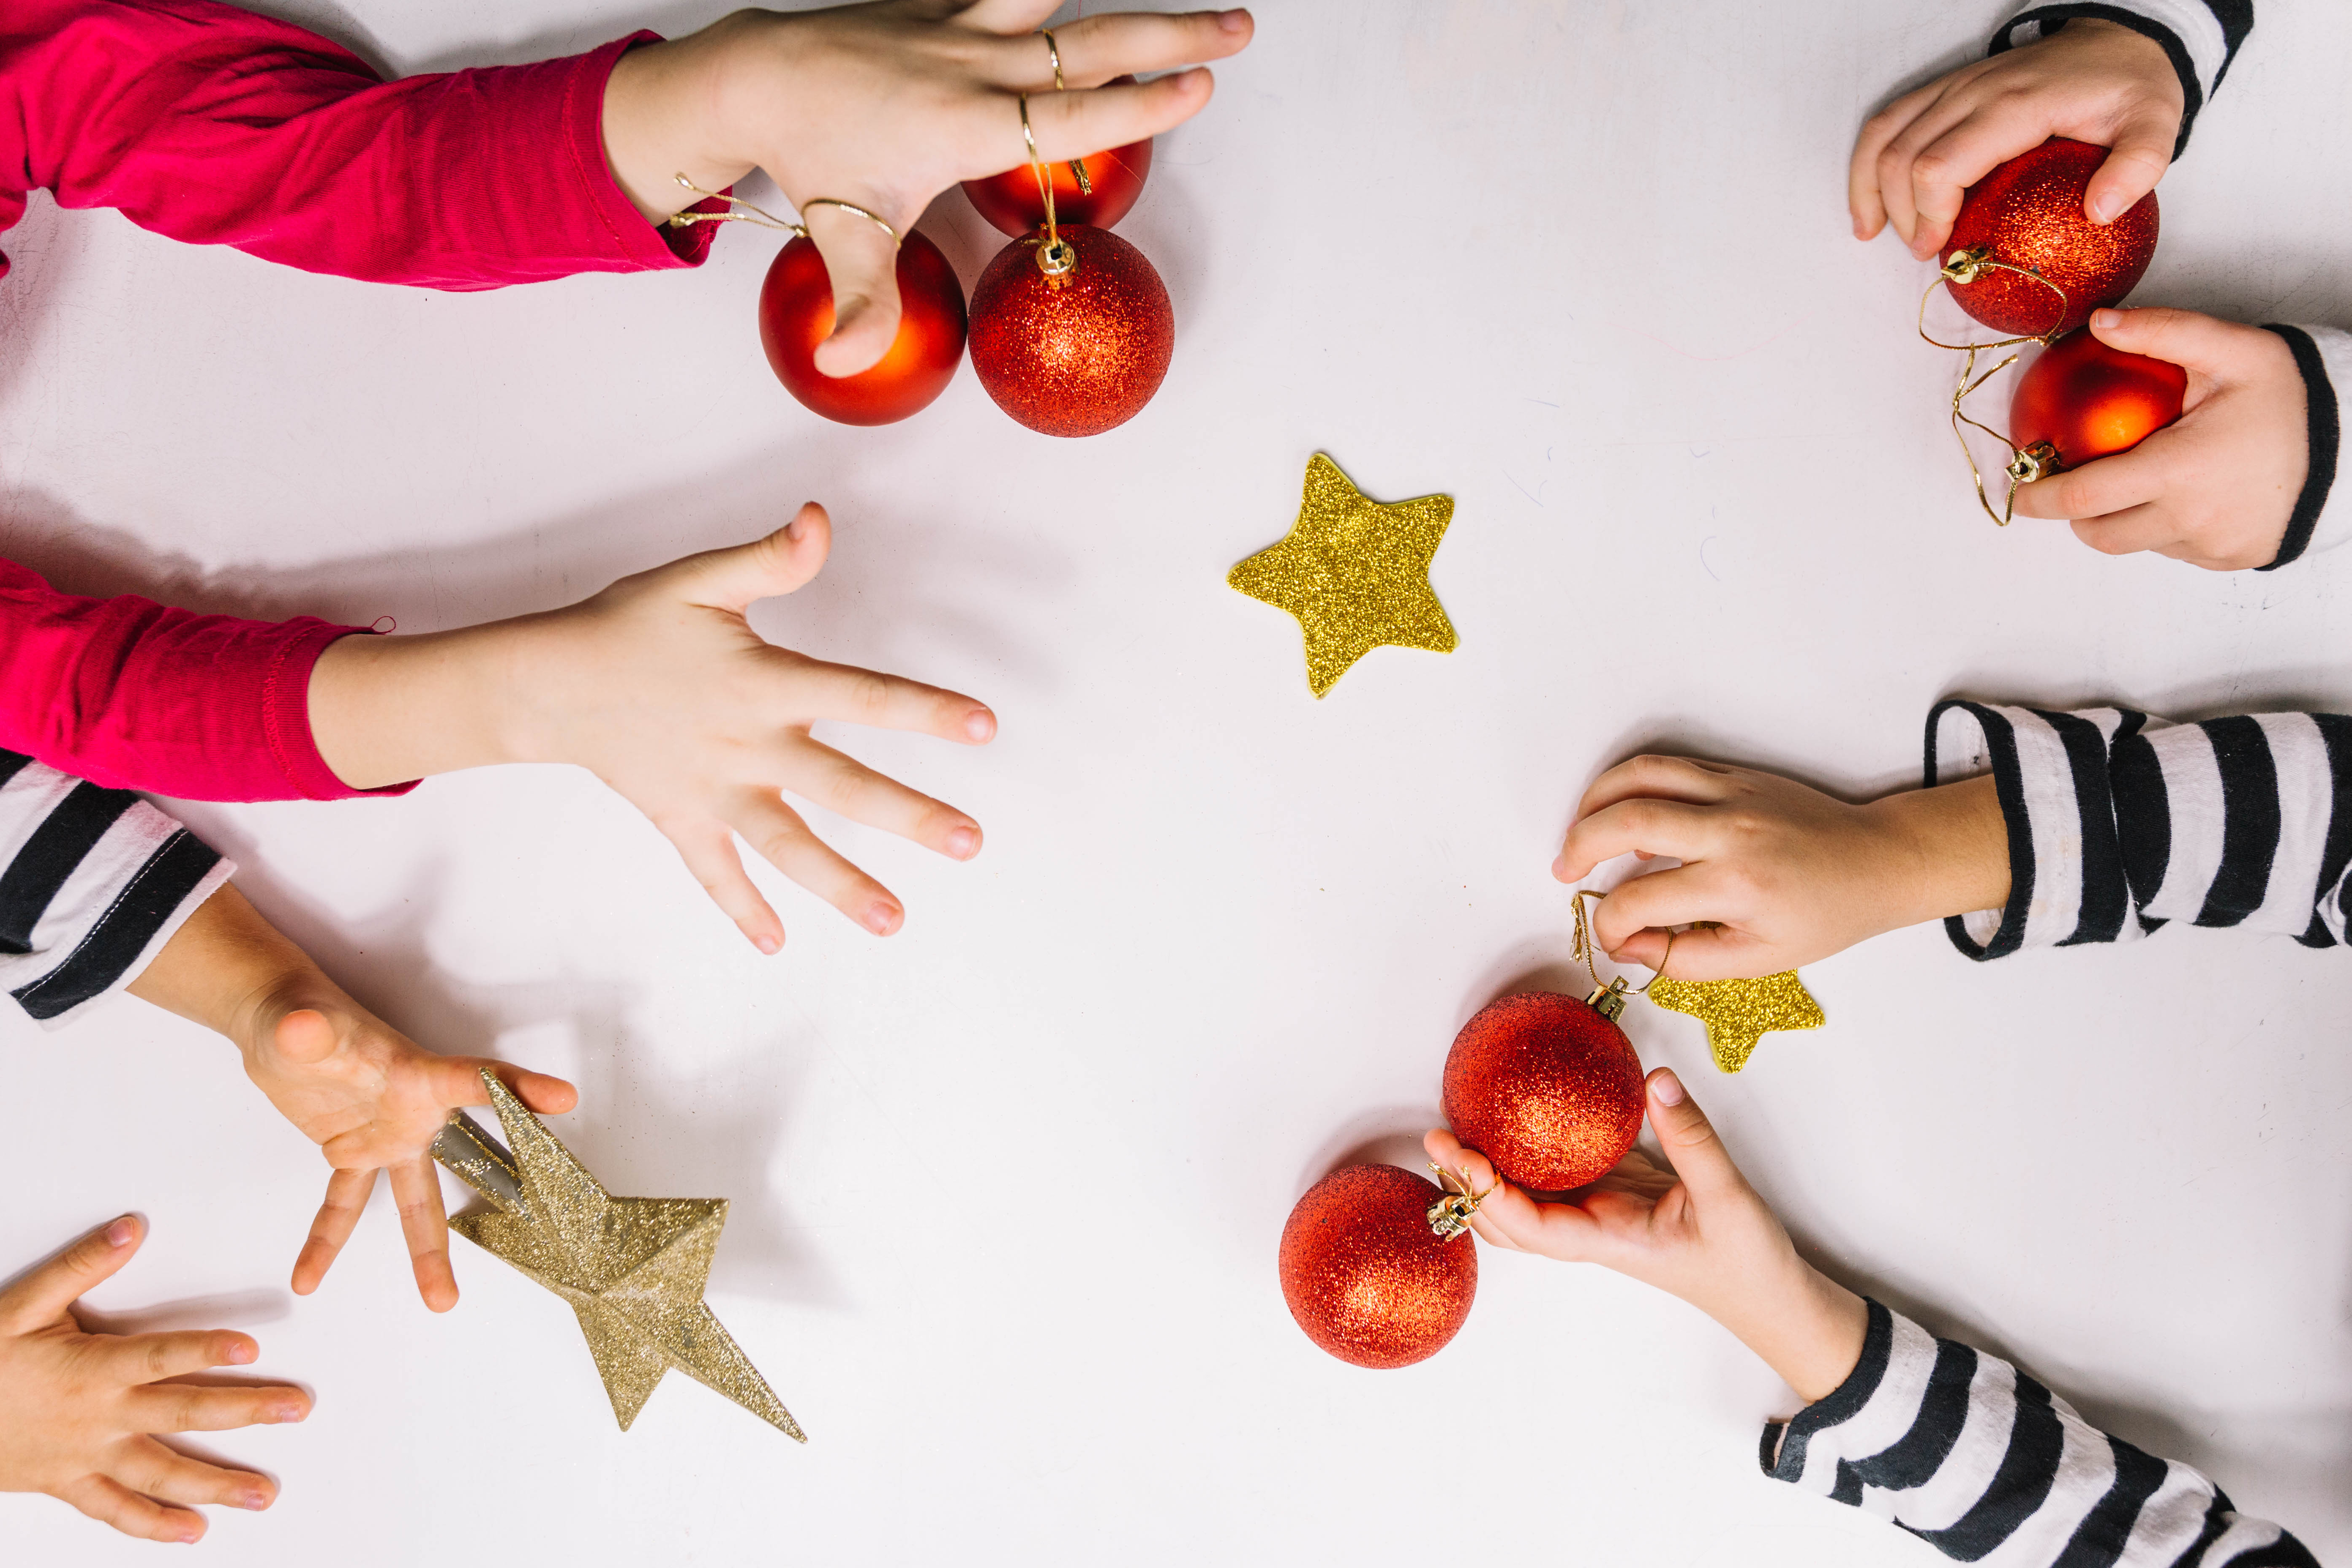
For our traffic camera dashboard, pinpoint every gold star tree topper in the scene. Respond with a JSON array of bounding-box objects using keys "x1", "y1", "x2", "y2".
[
  {"x1": 438, "y1": 1071, "x2": 803, "y2": 1439},
  {"x1": 1646, "y1": 972, "x2": 1825, "y2": 1074},
  {"x1": 1228, "y1": 453, "x2": 1458, "y2": 697}
]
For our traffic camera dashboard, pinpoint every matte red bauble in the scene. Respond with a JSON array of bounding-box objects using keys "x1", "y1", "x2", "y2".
[
  {"x1": 758, "y1": 230, "x2": 967, "y2": 426},
  {"x1": 1441, "y1": 992, "x2": 1644, "y2": 1192},
  {"x1": 962, "y1": 92, "x2": 1153, "y2": 235},
  {"x1": 2009, "y1": 326, "x2": 2186, "y2": 471},
  {"x1": 1278, "y1": 1164, "x2": 1476, "y2": 1369},
  {"x1": 1944, "y1": 138, "x2": 2158, "y2": 338},
  {"x1": 967, "y1": 225, "x2": 1174, "y2": 438}
]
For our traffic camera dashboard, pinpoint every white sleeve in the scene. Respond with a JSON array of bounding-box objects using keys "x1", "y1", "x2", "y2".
[
  {"x1": 0, "y1": 749, "x2": 232, "y2": 1027},
  {"x1": 2258, "y1": 324, "x2": 2349, "y2": 569}
]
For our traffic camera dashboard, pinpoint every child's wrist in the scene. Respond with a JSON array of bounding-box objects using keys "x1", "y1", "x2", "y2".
[
  {"x1": 1865, "y1": 775, "x2": 2010, "y2": 930},
  {"x1": 1719, "y1": 1258, "x2": 1870, "y2": 1405},
  {"x1": 309, "y1": 625, "x2": 528, "y2": 787}
]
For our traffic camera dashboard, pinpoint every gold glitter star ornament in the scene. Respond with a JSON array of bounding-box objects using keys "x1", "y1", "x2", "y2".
[
  {"x1": 1647, "y1": 972, "x2": 1825, "y2": 1074},
  {"x1": 437, "y1": 1072, "x2": 803, "y2": 1439},
  {"x1": 1228, "y1": 453, "x2": 1458, "y2": 697}
]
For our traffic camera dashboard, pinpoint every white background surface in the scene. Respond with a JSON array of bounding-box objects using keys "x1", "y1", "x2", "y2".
[{"x1": 2, "y1": 0, "x2": 2349, "y2": 1562}]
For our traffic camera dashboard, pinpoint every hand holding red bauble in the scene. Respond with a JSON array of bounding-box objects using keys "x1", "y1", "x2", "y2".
[
  {"x1": 1278, "y1": 1164, "x2": 1477, "y2": 1369},
  {"x1": 2009, "y1": 325, "x2": 2187, "y2": 472},
  {"x1": 758, "y1": 231, "x2": 968, "y2": 426},
  {"x1": 1944, "y1": 138, "x2": 2159, "y2": 338},
  {"x1": 963, "y1": 77, "x2": 1153, "y2": 236},
  {"x1": 968, "y1": 224, "x2": 1174, "y2": 437},
  {"x1": 1440, "y1": 992, "x2": 1645, "y2": 1192}
]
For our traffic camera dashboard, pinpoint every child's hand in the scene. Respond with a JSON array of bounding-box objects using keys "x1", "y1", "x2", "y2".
[
  {"x1": 1552, "y1": 756, "x2": 2009, "y2": 979},
  {"x1": 605, "y1": 3, "x2": 1255, "y2": 376},
  {"x1": 311, "y1": 504, "x2": 995, "y2": 953},
  {"x1": 128, "y1": 887, "x2": 578, "y2": 1312},
  {"x1": 1425, "y1": 1069, "x2": 1867, "y2": 1402},
  {"x1": 0, "y1": 1216, "x2": 310, "y2": 1543},
  {"x1": 2010, "y1": 308, "x2": 2311, "y2": 570},
  {"x1": 1851, "y1": 19, "x2": 2181, "y2": 259}
]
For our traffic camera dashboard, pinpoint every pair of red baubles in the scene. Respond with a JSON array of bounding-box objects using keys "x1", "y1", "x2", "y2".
[
  {"x1": 1279, "y1": 989, "x2": 1649, "y2": 1370},
  {"x1": 758, "y1": 123, "x2": 1172, "y2": 438},
  {"x1": 1939, "y1": 137, "x2": 2185, "y2": 472}
]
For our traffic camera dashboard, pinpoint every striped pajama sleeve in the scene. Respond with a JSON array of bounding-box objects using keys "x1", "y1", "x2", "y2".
[
  {"x1": 1924, "y1": 701, "x2": 2352, "y2": 958},
  {"x1": 1992, "y1": 2, "x2": 2253, "y2": 157},
  {"x1": 0, "y1": 749, "x2": 231, "y2": 1026},
  {"x1": 1761, "y1": 1301, "x2": 2316, "y2": 1567}
]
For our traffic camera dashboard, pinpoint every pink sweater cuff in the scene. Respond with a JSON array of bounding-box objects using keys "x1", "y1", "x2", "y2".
[
  {"x1": 565, "y1": 33, "x2": 726, "y2": 272},
  {"x1": 263, "y1": 624, "x2": 416, "y2": 800}
]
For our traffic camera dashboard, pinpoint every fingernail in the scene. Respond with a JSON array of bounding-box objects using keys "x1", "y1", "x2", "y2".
[
  {"x1": 2087, "y1": 193, "x2": 2118, "y2": 224},
  {"x1": 105, "y1": 1216, "x2": 136, "y2": 1247},
  {"x1": 964, "y1": 710, "x2": 995, "y2": 742},
  {"x1": 755, "y1": 933, "x2": 780, "y2": 956},
  {"x1": 269, "y1": 1402, "x2": 307, "y2": 1424},
  {"x1": 864, "y1": 904, "x2": 899, "y2": 935},
  {"x1": 785, "y1": 508, "x2": 811, "y2": 541},
  {"x1": 1218, "y1": 8, "x2": 1248, "y2": 28},
  {"x1": 226, "y1": 1340, "x2": 256, "y2": 1365},
  {"x1": 946, "y1": 826, "x2": 979, "y2": 860},
  {"x1": 2091, "y1": 308, "x2": 2122, "y2": 329},
  {"x1": 1549, "y1": 855, "x2": 1570, "y2": 880},
  {"x1": 240, "y1": 1493, "x2": 270, "y2": 1512},
  {"x1": 1652, "y1": 1070, "x2": 1686, "y2": 1106}
]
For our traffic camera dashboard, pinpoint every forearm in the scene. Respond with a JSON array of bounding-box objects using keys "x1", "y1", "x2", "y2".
[
  {"x1": 1866, "y1": 773, "x2": 2011, "y2": 927},
  {"x1": 600, "y1": 15, "x2": 761, "y2": 223},
  {"x1": 125, "y1": 884, "x2": 331, "y2": 1050},
  {"x1": 306, "y1": 623, "x2": 529, "y2": 789},
  {"x1": 1696, "y1": 1253, "x2": 1870, "y2": 1406}
]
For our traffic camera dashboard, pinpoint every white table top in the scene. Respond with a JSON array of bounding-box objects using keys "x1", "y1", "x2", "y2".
[{"x1": 3, "y1": 1, "x2": 2348, "y2": 1561}]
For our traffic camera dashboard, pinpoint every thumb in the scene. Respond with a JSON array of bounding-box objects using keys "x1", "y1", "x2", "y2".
[
  {"x1": 807, "y1": 207, "x2": 905, "y2": 379},
  {"x1": 677, "y1": 504, "x2": 831, "y2": 612},
  {"x1": 1644, "y1": 1070, "x2": 1747, "y2": 1203},
  {"x1": 2083, "y1": 119, "x2": 2171, "y2": 225},
  {"x1": 1624, "y1": 922, "x2": 1778, "y2": 983},
  {"x1": 2086, "y1": 305, "x2": 2241, "y2": 373},
  {"x1": 0, "y1": 1215, "x2": 142, "y2": 1330}
]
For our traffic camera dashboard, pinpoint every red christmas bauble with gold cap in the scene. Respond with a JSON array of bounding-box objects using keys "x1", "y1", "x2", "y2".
[
  {"x1": 1943, "y1": 138, "x2": 2159, "y2": 339},
  {"x1": 1441, "y1": 991, "x2": 1644, "y2": 1192},
  {"x1": 2009, "y1": 325, "x2": 2186, "y2": 473},
  {"x1": 758, "y1": 230, "x2": 967, "y2": 426},
  {"x1": 967, "y1": 224, "x2": 1173, "y2": 437},
  {"x1": 1278, "y1": 1164, "x2": 1477, "y2": 1369}
]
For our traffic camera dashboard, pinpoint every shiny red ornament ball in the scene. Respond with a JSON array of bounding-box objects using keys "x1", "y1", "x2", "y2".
[
  {"x1": 1944, "y1": 138, "x2": 2159, "y2": 338},
  {"x1": 967, "y1": 225, "x2": 1174, "y2": 438},
  {"x1": 962, "y1": 85, "x2": 1153, "y2": 235},
  {"x1": 1441, "y1": 992, "x2": 1645, "y2": 1192},
  {"x1": 757, "y1": 230, "x2": 967, "y2": 426},
  {"x1": 2009, "y1": 325, "x2": 2187, "y2": 472},
  {"x1": 1278, "y1": 1164, "x2": 1477, "y2": 1369}
]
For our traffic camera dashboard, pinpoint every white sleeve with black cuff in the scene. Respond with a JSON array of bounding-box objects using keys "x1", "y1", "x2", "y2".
[
  {"x1": 0, "y1": 748, "x2": 231, "y2": 1027},
  {"x1": 2257, "y1": 325, "x2": 2350, "y2": 569},
  {"x1": 1924, "y1": 701, "x2": 2352, "y2": 959},
  {"x1": 1761, "y1": 1300, "x2": 2317, "y2": 1567},
  {"x1": 1992, "y1": 2, "x2": 2253, "y2": 158}
]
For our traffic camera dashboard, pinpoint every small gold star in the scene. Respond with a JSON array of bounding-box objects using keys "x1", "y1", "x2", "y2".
[
  {"x1": 442, "y1": 1072, "x2": 803, "y2": 1439},
  {"x1": 1646, "y1": 973, "x2": 1825, "y2": 1074},
  {"x1": 1228, "y1": 453, "x2": 1458, "y2": 697}
]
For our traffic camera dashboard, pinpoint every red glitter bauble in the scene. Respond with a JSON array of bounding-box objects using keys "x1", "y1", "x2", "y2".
[
  {"x1": 1944, "y1": 138, "x2": 2159, "y2": 338},
  {"x1": 962, "y1": 83, "x2": 1153, "y2": 235},
  {"x1": 967, "y1": 225, "x2": 1174, "y2": 438},
  {"x1": 757, "y1": 230, "x2": 967, "y2": 426},
  {"x1": 1440, "y1": 992, "x2": 1645, "y2": 1192},
  {"x1": 1278, "y1": 1164, "x2": 1477, "y2": 1369},
  {"x1": 2009, "y1": 326, "x2": 2186, "y2": 471}
]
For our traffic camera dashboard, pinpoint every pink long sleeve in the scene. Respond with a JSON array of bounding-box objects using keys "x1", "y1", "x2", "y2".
[
  {"x1": 0, "y1": 559, "x2": 398, "y2": 800},
  {"x1": 0, "y1": 0, "x2": 720, "y2": 287}
]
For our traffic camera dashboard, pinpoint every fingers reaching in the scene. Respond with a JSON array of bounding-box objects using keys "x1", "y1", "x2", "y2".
[
  {"x1": 779, "y1": 735, "x2": 985, "y2": 860},
  {"x1": 388, "y1": 1156, "x2": 456, "y2": 1312},
  {"x1": 126, "y1": 1379, "x2": 309, "y2": 1436},
  {"x1": 99, "y1": 1328, "x2": 257, "y2": 1385},
  {"x1": 660, "y1": 815, "x2": 787, "y2": 953},
  {"x1": 728, "y1": 791, "x2": 905, "y2": 936},
  {"x1": 111, "y1": 1438, "x2": 279, "y2": 1511},
  {"x1": 1555, "y1": 796, "x2": 1724, "y2": 884},
  {"x1": 291, "y1": 1168, "x2": 375, "y2": 1296},
  {"x1": 1643, "y1": 1070, "x2": 1746, "y2": 1203},
  {"x1": 675, "y1": 505, "x2": 831, "y2": 612},
  {"x1": 1036, "y1": 8, "x2": 1253, "y2": 88},
  {"x1": 0, "y1": 1214, "x2": 141, "y2": 1330},
  {"x1": 58, "y1": 1474, "x2": 209, "y2": 1544},
  {"x1": 773, "y1": 653, "x2": 997, "y2": 744}
]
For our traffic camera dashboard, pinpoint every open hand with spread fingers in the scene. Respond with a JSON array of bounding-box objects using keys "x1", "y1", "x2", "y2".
[
  {"x1": 602, "y1": 2, "x2": 1256, "y2": 376},
  {"x1": 0, "y1": 1216, "x2": 311, "y2": 1543},
  {"x1": 1552, "y1": 754, "x2": 2011, "y2": 980}
]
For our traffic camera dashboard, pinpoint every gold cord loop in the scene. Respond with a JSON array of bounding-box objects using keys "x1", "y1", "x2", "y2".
[
  {"x1": 1018, "y1": 96, "x2": 1078, "y2": 278},
  {"x1": 1425, "y1": 1163, "x2": 1498, "y2": 1240},
  {"x1": 1569, "y1": 889, "x2": 1677, "y2": 1018},
  {"x1": 1917, "y1": 248, "x2": 2071, "y2": 526},
  {"x1": 661, "y1": 175, "x2": 899, "y2": 248}
]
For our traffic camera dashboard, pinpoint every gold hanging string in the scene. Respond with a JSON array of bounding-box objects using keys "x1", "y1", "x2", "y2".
[
  {"x1": 1569, "y1": 889, "x2": 1677, "y2": 1001},
  {"x1": 1019, "y1": 95, "x2": 1078, "y2": 278},
  {"x1": 1918, "y1": 248, "x2": 2069, "y2": 526},
  {"x1": 661, "y1": 175, "x2": 899, "y2": 247},
  {"x1": 1425, "y1": 1162, "x2": 1498, "y2": 1240},
  {"x1": 1037, "y1": 29, "x2": 1094, "y2": 194}
]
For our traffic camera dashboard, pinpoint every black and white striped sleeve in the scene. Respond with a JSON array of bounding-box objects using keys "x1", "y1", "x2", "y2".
[
  {"x1": 1761, "y1": 1301, "x2": 2316, "y2": 1566},
  {"x1": 2257, "y1": 325, "x2": 2349, "y2": 570},
  {"x1": 1924, "y1": 701, "x2": 2352, "y2": 958},
  {"x1": 0, "y1": 749, "x2": 232, "y2": 1027},
  {"x1": 1991, "y1": 3, "x2": 2253, "y2": 158}
]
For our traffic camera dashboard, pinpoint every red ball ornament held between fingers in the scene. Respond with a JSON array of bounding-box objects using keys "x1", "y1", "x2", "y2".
[
  {"x1": 1944, "y1": 138, "x2": 2159, "y2": 338},
  {"x1": 758, "y1": 230, "x2": 968, "y2": 426},
  {"x1": 2009, "y1": 325, "x2": 2187, "y2": 473},
  {"x1": 1441, "y1": 992, "x2": 1645, "y2": 1192},
  {"x1": 1279, "y1": 1164, "x2": 1477, "y2": 1369},
  {"x1": 968, "y1": 225, "x2": 1174, "y2": 438}
]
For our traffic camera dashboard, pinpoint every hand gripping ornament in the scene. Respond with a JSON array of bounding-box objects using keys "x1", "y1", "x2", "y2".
[
  {"x1": 1278, "y1": 1164, "x2": 1477, "y2": 1368},
  {"x1": 666, "y1": 176, "x2": 967, "y2": 427},
  {"x1": 1440, "y1": 991, "x2": 1646, "y2": 1192},
  {"x1": 1942, "y1": 138, "x2": 2158, "y2": 338},
  {"x1": 963, "y1": 68, "x2": 1153, "y2": 235},
  {"x1": 2008, "y1": 326, "x2": 2187, "y2": 474},
  {"x1": 967, "y1": 95, "x2": 1175, "y2": 437}
]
